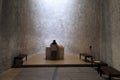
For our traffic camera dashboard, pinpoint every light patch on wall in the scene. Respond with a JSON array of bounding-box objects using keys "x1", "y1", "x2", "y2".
[
  {"x1": 42, "y1": 0, "x2": 69, "y2": 6},
  {"x1": 28, "y1": 0, "x2": 99, "y2": 54},
  {"x1": 30, "y1": 0, "x2": 73, "y2": 47}
]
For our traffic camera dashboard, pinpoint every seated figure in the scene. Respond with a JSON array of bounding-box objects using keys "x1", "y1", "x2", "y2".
[
  {"x1": 46, "y1": 40, "x2": 64, "y2": 60},
  {"x1": 50, "y1": 40, "x2": 58, "y2": 60}
]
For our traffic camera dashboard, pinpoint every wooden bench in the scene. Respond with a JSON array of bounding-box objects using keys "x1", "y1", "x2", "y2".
[
  {"x1": 15, "y1": 54, "x2": 27, "y2": 61},
  {"x1": 80, "y1": 53, "x2": 93, "y2": 62},
  {"x1": 100, "y1": 66, "x2": 120, "y2": 80},
  {"x1": 93, "y1": 61, "x2": 108, "y2": 73},
  {"x1": 13, "y1": 54, "x2": 27, "y2": 67}
]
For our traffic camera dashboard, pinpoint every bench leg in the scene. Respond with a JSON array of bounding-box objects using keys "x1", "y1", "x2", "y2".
[
  {"x1": 91, "y1": 57, "x2": 93, "y2": 67},
  {"x1": 109, "y1": 76, "x2": 111, "y2": 80},
  {"x1": 97, "y1": 66, "x2": 100, "y2": 73},
  {"x1": 85, "y1": 57, "x2": 87, "y2": 62},
  {"x1": 99, "y1": 70, "x2": 102, "y2": 77},
  {"x1": 80, "y1": 54, "x2": 81, "y2": 59},
  {"x1": 25, "y1": 55, "x2": 27, "y2": 61}
]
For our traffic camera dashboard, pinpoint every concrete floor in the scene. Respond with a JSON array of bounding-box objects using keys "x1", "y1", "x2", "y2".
[
  {"x1": 0, "y1": 67, "x2": 107, "y2": 80},
  {"x1": 0, "y1": 54, "x2": 118, "y2": 80}
]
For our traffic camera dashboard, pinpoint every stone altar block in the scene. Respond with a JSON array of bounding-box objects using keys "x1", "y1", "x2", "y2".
[{"x1": 46, "y1": 45, "x2": 64, "y2": 60}]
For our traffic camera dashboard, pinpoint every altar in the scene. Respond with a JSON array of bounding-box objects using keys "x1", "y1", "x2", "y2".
[{"x1": 46, "y1": 45, "x2": 64, "y2": 60}]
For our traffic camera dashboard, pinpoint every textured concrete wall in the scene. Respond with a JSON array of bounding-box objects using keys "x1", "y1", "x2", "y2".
[
  {"x1": 99, "y1": 0, "x2": 113, "y2": 65},
  {"x1": 0, "y1": 0, "x2": 2, "y2": 14},
  {"x1": 0, "y1": 0, "x2": 18, "y2": 73},
  {"x1": 0, "y1": 0, "x2": 3, "y2": 73},
  {"x1": 109, "y1": 0, "x2": 120, "y2": 70},
  {"x1": 0, "y1": 0, "x2": 37, "y2": 73},
  {"x1": 16, "y1": 0, "x2": 38, "y2": 54},
  {"x1": 100, "y1": 0, "x2": 120, "y2": 70},
  {"x1": 0, "y1": 0, "x2": 101, "y2": 73}
]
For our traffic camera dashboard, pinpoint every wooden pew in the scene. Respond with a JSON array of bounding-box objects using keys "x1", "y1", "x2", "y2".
[
  {"x1": 80, "y1": 53, "x2": 93, "y2": 66},
  {"x1": 93, "y1": 61, "x2": 108, "y2": 73},
  {"x1": 80, "y1": 53, "x2": 93, "y2": 62},
  {"x1": 15, "y1": 54, "x2": 27, "y2": 61},
  {"x1": 13, "y1": 54, "x2": 27, "y2": 67},
  {"x1": 100, "y1": 66, "x2": 120, "y2": 80}
]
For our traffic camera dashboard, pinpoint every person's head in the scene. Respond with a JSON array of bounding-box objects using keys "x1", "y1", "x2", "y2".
[
  {"x1": 52, "y1": 40, "x2": 57, "y2": 44},
  {"x1": 89, "y1": 46, "x2": 92, "y2": 49},
  {"x1": 53, "y1": 40, "x2": 56, "y2": 42}
]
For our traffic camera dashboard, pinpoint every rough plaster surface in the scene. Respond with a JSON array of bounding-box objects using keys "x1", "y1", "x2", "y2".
[
  {"x1": 0, "y1": 0, "x2": 101, "y2": 73},
  {"x1": 100, "y1": 0, "x2": 112, "y2": 66},
  {"x1": 0, "y1": 0, "x2": 18, "y2": 73},
  {"x1": 109, "y1": 0, "x2": 120, "y2": 70},
  {"x1": 100, "y1": 0, "x2": 120, "y2": 70}
]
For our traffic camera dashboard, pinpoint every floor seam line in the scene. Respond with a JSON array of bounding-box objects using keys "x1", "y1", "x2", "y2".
[{"x1": 52, "y1": 67, "x2": 58, "y2": 80}]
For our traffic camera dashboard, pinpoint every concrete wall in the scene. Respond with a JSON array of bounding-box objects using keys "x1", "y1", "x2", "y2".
[
  {"x1": 0, "y1": 0, "x2": 3, "y2": 74},
  {"x1": 100, "y1": 0, "x2": 120, "y2": 70},
  {"x1": 100, "y1": 0, "x2": 113, "y2": 66},
  {"x1": 0, "y1": 0, "x2": 38, "y2": 73},
  {"x1": 0, "y1": 0, "x2": 18, "y2": 73},
  {"x1": 0, "y1": 0, "x2": 101, "y2": 73},
  {"x1": 0, "y1": 0, "x2": 2, "y2": 15},
  {"x1": 109, "y1": 0, "x2": 120, "y2": 70}
]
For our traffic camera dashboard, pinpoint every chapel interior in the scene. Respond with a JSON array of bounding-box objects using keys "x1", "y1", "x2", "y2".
[{"x1": 0, "y1": 0, "x2": 120, "y2": 80}]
